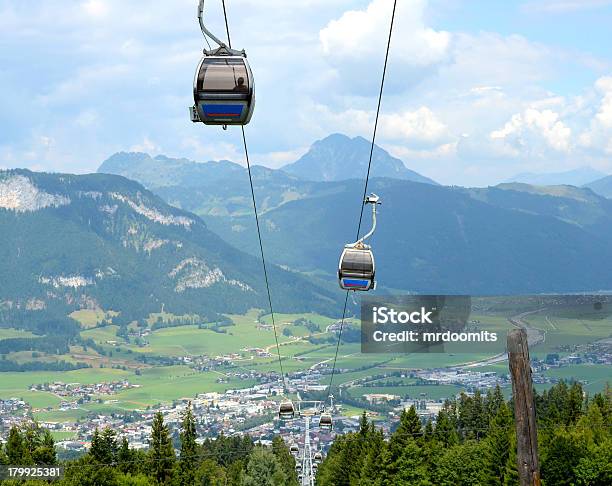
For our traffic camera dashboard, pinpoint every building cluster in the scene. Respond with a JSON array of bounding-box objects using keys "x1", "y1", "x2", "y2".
[
  {"x1": 30, "y1": 380, "x2": 139, "y2": 401},
  {"x1": 2, "y1": 338, "x2": 609, "y2": 456},
  {"x1": 0, "y1": 398, "x2": 30, "y2": 432},
  {"x1": 415, "y1": 369, "x2": 509, "y2": 389}
]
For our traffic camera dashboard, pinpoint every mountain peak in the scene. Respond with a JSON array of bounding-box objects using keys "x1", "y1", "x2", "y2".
[{"x1": 282, "y1": 133, "x2": 437, "y2": 184}]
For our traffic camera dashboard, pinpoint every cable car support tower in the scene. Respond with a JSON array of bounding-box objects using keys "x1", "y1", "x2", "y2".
[{"x1": 299, "y1": 417, "x2": 316, "y2": 486}]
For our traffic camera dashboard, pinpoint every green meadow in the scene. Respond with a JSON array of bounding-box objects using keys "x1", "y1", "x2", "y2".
[{"x1": 1, "y1": 308, "x2": 609, "y2": 423}]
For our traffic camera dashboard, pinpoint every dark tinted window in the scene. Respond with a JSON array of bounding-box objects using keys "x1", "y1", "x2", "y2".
[
  {"x1": 198, "y1": 57, "x2": 249, "y2": 92},
  {"x1": 342, "y1": 250, "x2": 373, "y2": 273}
]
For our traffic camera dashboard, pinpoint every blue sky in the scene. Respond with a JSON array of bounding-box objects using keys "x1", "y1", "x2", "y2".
[{"x1": 1, "y1": 0, "x2": 611, "y2": 186}]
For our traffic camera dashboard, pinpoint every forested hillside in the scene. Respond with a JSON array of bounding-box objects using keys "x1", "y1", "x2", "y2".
[
  {"x1": 316, "y1": 382, "x2": 611, "y2": 486},
  {"x1": 99, "y1": 150, "x2": 612, "y2": 294},
  {"x1": 0, "y1": 169, "x2": 339, "y2": 323},
  {"x1": 0, "y1": 382, "x2": 609, "y2": 485}
]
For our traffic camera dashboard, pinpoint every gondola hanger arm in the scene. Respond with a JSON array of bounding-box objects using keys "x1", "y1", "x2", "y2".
[
  {"x1": 198, "y1": 0, "x2": 244, "y2": 56},
  {"x1": 354, "y1": 193, "x2": 381, "y2": 246}
]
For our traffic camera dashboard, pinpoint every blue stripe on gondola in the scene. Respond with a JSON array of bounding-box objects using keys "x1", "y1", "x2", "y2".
[
  {"x1": 203, "y1": 104, "x2": 243, "y2": 117},
  {"x1": 343, "y1": 278, "x2": 370, "y2": 288}
]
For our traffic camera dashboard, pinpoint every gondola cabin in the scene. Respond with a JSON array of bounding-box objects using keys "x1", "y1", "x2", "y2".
[
  {"x1": 314, "y1": 452, "x2": 323, "y2": 463},
  {"x1": 290, "y1": 444, "x2": 299, "y2": 456},
  {"x1": 191, "y1": 55, "x2": 255, "y2": 126},
  {"x1": 338, "y1": 247, "x2": 376, "y2": 291},
  {"x1": 319, "y1": 413, "x2": 333, "y2": 431},
  {"x1": 278, "y1": 400, "x2": 295, "y2": 420}
]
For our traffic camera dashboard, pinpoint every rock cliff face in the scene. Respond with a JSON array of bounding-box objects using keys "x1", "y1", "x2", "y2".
[
  {"x1": 0, "y1": 175, "x2": 70, "y2": 211},
  {"x1": 0, "y1": 169, "x2": 339, "y2": 321}
]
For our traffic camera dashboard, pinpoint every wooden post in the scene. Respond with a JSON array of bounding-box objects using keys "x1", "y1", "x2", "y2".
[{"x1": 508, "y1": 328, "x2": 541, "y2": 486}]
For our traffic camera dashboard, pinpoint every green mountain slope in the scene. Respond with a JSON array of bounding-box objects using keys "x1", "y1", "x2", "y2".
[
  {"x1": 99, "y1": 152, "x2": 336, "y2": 217},
  {"x1": 0, "y1": 170, "x2": 339, "y2": 322},
  {"x1": 205, "y1": 178, "x2": 612, "y2": 293},
  {"x1": 97, "y1": 150, "x2": 612, "y2": 294}
]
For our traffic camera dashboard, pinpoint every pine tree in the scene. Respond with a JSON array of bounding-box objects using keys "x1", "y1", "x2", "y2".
[
  {"x1": 90, "y1": 427, "x2": 117, "y2": 465},
  {"x1": 423, "y1": 419, "x2": 434, "y2": 443},
  {"x1": 178, "y1": 402, "x2": 198, "y2": 486},
  {"x1": 359, "y1": 428, "x2": 386, "y2": 485},
  {"x1": 486, "y1": 385, "x2": 505, "y2": 420},
  {"x1": 389, "y1": 406, "x2": 421, "y2": 461},
  {"x1": 32, "y1": 429, "x2": 56, "y2": 465},
  {"x1": 5, "y1": 427, "x2": 29, "y2": 465},
  {"x1": 117, "y1": 436, "x2": 135, "y2": 474},
  {"x1": 359, "y1": 411, "x2": 371, "y2": 438},
  {"x1": 148, "y1": 412, "x2": 175, "y2": 485},
  {"x1": 434, "y1": 410, "x2": 459, "y2": 448},
  {"x1": 503, "y1": 433, "x2": 519, "y2": 486},
  {"x1": 487, "y1": 402, "x2": 513, "y2": 485},
  {"x1": 394, "y1": 438, "x2": 431, "y2": 485},
  {"x1": 22, "y1": 424, "x2": 42, "y2": 464},
  {"x1": 566, "y1": 382, "x2": 584, "y2": 425}
]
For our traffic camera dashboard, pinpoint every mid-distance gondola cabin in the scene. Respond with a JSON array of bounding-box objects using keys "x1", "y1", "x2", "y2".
[
  {"x1": 314, "y1": 452, "x2": 323, "y2": 463},
  {"x1": 319, "y1": 413, "x2": 333, "y2": 430},
  {"x1": 191, "y1": 54, "x2": 255, "y2": 126},
  {"x1": 290, "y1": 444, "x2": 299, "y2": 456},
  {"x1": 338, "y1": 247, "x2": 375, "y2": 291},
  {"x1": 278, "y1": 400, "x2": 295, "y2": 420}
]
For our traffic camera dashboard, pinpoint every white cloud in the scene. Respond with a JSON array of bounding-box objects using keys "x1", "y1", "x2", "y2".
[
  {"x1": 320, "y1": 0, "x2": 450, "y2": 66},
  {"x1": 579, "y1": 76, "x2": 612, "y2": 155},
  {"x1": 129, "y1": 137, "x2": 162, "y2": 154},
  {"x1": 381, "y1": 107, "x2": 452, "y2": 147},
  {"x1": 318, "y1": 0, "x2": 451, "y2": 94},
  {"x1": 594, "y1": 76, "x2": 612, "y2": 127},
  {"x1": 491, "y1": 108, "x2": 572, "y2": 154},
  {"x1": 311, "y1": 104, "x2": 452, "y2": 149}
]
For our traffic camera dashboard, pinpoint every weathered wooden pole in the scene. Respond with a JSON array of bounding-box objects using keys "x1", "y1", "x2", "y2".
[{"x1": 507, "y1": 328, "x2": 541, "y2": 486}]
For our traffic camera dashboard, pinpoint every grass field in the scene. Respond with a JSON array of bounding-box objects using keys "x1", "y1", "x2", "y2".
[
  {"x1": 70, "y1": 309, "x2": 118, "y2": 329},
  {"x1": 0, "y1": 328, "x2": 37, "y2": 339},
  {"x1": 543, "y1": 364, "x2": 611, "y2": 393},
  {"x1": 34, "y1": 408, "x2": 90, "y2": 423},
  {"x1": 51, "y1": 431, "x2": 78, "y2": 441},
  {"x1": 2, "y1": 308, "x2": 610, "y2": 424},
  {"x1": 351, "y1": 384, "x2": 464, "y2": 400},
  {"x1": 13, "y1": 390, "x2": 62, "y2": 409}
]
